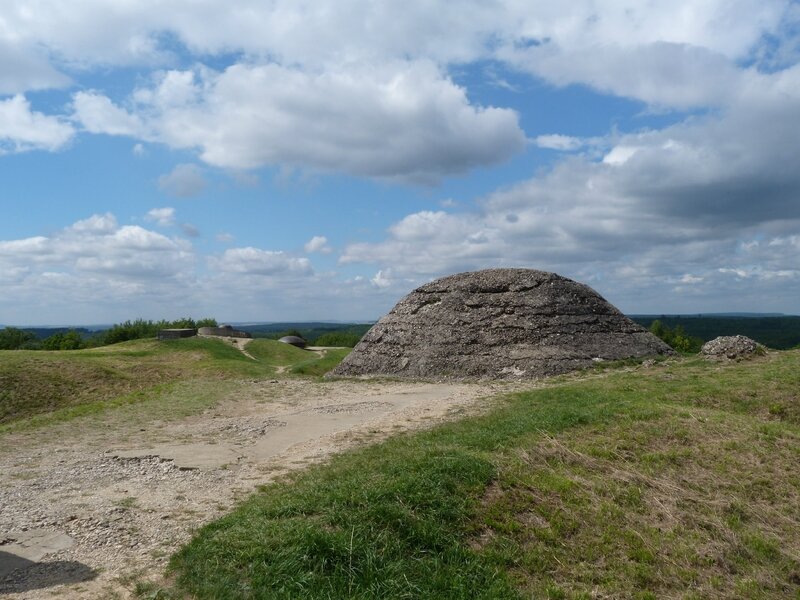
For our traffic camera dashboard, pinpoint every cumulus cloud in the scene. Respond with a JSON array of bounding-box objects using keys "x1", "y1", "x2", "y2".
[
  {"x1": 0, "y1": 40, "x2": 71, "y2": 95},
  {"x1": 2, "y1": 1, "x2": 800, "y2": 319},
  {"x1": 304, "y1": 236, "x2": 332, "y2": 254},
  {"x1": 0, "y1": 95, "x2": 74, "y2": 154},
  {"x1": 73, "y1": 61, "x2": 525, "y2": 182},
  {"x1": 0, "y1": 214, "x2": 343, "y2": 324},
  {"x1": 72, "y1": 91, "x2": 144, "y2": 136},
  {"x1": 341, "y1": 63, "x2": 800, "y2": 312},
  {"x1": 0, "y1": 1, "x2": 786, "y2": 73},
  {"x1": 0, "y1": 214, "x2": 191, "y2": 280},
  {"x1": 371, "y1": 269, "x2": 393, "y2": 289},
  {"x1": 3, "y1": 1, "x2": 789, "y2": 110},
  {"x1": 144, "y1": 207, "x2": 176, "y2": 227},
  {"x1": 5, "y1": 0, "x2": 794, "y2": 172},
  {"x1": 209, "y1": 247, "x2": 312, "y2": 277},
  {"x1": 535, "y1": 134, "x2": 587, "y2": 152},
  {"x1": 157, "y1": 163, "x2": 207, "y2": 198}
]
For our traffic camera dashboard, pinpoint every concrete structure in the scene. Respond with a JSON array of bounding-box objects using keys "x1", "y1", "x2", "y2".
[
  {"x1": 279, "y1": 335, "x2": 307, "y2": 349},
  {"x1": 330, "y1": 268, "x2": 674, "y2": 380},
  {"x1": 197, "y1": 325, "x2": 251, "y2": 339},
  {"x1": 157, "y1": 328, "x2": 197, "y2": 340}
]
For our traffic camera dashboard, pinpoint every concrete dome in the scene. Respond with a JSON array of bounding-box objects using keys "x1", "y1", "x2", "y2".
[
  {"x1": 279, "y1": 335, "x2": 307, "y2": 349},
  {"x1": 329, "y1": 268, "x2": 673, "y2": 380}
]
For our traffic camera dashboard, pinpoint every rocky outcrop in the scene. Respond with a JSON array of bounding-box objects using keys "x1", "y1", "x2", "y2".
[
  {"x1": 329, "y1": 268, "x2": 674, "y2": 380},
  {"x1": 701, "y1": 335, "x2": 764, "y2": 360}
]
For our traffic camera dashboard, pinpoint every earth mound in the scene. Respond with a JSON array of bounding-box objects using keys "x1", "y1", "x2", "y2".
[
  {"x1": 701, "y1": 335, "x2": 763, "y2": 360},
  {"x1": 329, "y1": 268, "x2": 674, "y2": 380}
]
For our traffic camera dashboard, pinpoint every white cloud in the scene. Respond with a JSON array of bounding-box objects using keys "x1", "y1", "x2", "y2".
[
  {"x1": 210, "y1": 247, "x2": 312, "y2": 276},
  {"x1": 158, "y1": 163, "x2": 207, "y2": 198},
  {"x1": 144, "y1": 207, "x2": 176, "y2": 227},
  {"x1": 72, "y1": 91, "x2": 144, "y2": 136},
  {"x1": 4, "y1": 1, "x2": 794, "y2": 174},
  {"x1": 0, "y1": 213, "x2": 193, "y2": 282},
  {"x1": 216, "y1": 232, "x2": 235, "y2": 243},
  {"x1": 371, "y1": 269, "x2": 393, "y2": 289},
  {"x1": 2, "y1": 1, "x2": 788, "y2": 108},
  {"x1": 69, "y1": 213, "x2": 119, "y2": 235},
  {"x1": 535, "y1": 134, "x2": 585, "y2": 151},
  {"x1": 340, "y1": 61, "x2": 800, "y2": 312},
  {"x1": 603, "y1": 146, "x2": 640, "y2": 166},
  {"x1": 304, "y1": 236, "x2": 332, "y2": 254},
  {"x1": 0, "y1": 40, "x2": 71, "y2": 95},
  {"x1": 0, "y1": 214, "x2": 387, "y2": 324},
  {"x1": 74, "y1": 61, "x2": 525, "y2": 182},
  {"x1": 2, "y1": 1, "x2": 800, "y2": 320},
  {"x1": 0, "y1": 1, "x2": 786, "y2": 71},
  {"x1": 0, "y1": 95, "x2": 74, "y2": 154},
  {"x1": 132, "y1": 143, "x2": 146, "y2": 156}
]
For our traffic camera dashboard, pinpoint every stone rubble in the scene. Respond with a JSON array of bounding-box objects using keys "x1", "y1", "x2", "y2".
[{"x1": 700, "y1": 335, "x2": 764, "y2": 359}]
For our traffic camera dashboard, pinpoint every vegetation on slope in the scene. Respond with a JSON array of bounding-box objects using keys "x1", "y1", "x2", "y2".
[
  {"x1": 164, "y1": 351, "x2": 800, "y2": 599},
  {"x1": 631, "y1": 315, "x2": 800, "y2": 350},
  {"x1": 0, "y1": 338, "x2": 348, "y2": 427},
  {"x1": 0, "y1": 317, "x2": 218, "y2": 350},
  {"x1": 239, "y1": 323, "x2": 373, "y2": 347}
]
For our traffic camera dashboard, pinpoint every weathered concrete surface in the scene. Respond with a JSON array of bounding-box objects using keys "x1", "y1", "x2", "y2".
[
  {"x1": 279, "y1": 335, "x2": 307, "y2": 349},
  {"x1": 330, "y1": 268, "x2": 674, "y2": 380},
  {"x1": 198, "y1": 325, "x2": 251, "y2": 339},
  {"x1": 0, "y1": 530, "x2": 74, "y2": 577},
  {"x1": 157, "y1": 328, "x2": 196, "y2": 340},
  {"x1": 110, "y1": 443, "x2": 245, "y2": 470}
]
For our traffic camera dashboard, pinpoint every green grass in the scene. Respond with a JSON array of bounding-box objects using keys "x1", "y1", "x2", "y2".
[
  {"x1": 163, "y1": 351, "x2": 800, "y2": 599},
  {"x1": 245, "y1": 339, "x2": 314, "y2": 366},
  {"x1": 0, "y1": 337, "x2": 349, "y2": 428},
  {"x1": 291, "y1": 348, "x2": 352, "y2": 377}
]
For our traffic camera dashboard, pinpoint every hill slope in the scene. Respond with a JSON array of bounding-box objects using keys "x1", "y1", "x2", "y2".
[
  {"x1": 631, "y1": 315, "x2": 800, "y2": 349},
  {"x1": 166, "y1": 350, "x2": 800, "y2": 599},
  {"x1": 0, "y1": 338, "x2": 346, "y2": 427}
]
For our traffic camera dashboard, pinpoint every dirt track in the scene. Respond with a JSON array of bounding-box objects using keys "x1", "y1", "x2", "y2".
[{"x1": 0, "y1": 376, "x2": 509, "y2": 598}]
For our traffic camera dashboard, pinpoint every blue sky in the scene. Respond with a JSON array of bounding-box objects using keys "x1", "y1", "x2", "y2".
[{"x1": 1, "y1": 1, "x2": 799, "y2": 325}]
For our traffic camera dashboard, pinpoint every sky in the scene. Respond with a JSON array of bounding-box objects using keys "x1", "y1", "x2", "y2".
[{"x1": 1, "y1": 1, "x2": 799, "y2": 326}]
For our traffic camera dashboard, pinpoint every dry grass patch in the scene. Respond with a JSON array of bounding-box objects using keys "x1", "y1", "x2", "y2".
[{"x1": 477, "y1": 407, "x2": 800, "y2": 598}]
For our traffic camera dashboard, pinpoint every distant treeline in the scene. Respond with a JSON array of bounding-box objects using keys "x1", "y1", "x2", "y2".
[
  {"x1": 0, "y1": 317, "x2": 217, "y2": 351},
  {"x1": 0, "y1": 319, "x2": 373, "y2": 351},
  {"x1": 631, "y1": 315, "x2": 800, "y2": 350}
]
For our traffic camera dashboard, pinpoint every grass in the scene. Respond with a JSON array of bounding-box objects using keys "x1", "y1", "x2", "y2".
[
  {"x1": 291, "y1": 348, "x2": 352, "y2": 377},
  {"x1": 162, "y1": 350, "x2": 800, "y2": 599},
  {"x1": 0, "y1": 337, "x2": 351, "y2": 428}
]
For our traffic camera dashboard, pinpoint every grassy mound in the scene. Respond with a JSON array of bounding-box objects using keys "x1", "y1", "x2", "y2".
[
  {"x1": 164, "y1": 351, "x2": 800, "y2": 599},
  {"x1": 0, "y1": 338, "x2": 350, "y2": 427}
]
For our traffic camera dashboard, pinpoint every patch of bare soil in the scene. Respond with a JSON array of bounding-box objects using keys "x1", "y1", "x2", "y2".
[{"x1": 0, "y1": 377, "x2": 515, "y2": 599}]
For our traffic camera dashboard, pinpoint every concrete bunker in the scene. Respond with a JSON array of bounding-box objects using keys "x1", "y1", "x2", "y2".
[
  {"x1": 197, "y1": 325, "x2": 251, "y2": 339},
  {"x1": 329, "y1": 268, "x2": 674, "y2": 380},
  {"x1": 157, "y1": 328, "x2": 197, "y2": 340},
  {"x1": 279, "y1": 335, "x2": 307, "y2": 349}
]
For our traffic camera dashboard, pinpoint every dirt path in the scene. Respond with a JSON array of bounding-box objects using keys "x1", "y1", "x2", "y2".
[
  {"x1": 0, "y1": 377, "x2": 513, "y2": 599},
  {"x1": 198, "y1": 334, "x2": 258, "y2": 360}
]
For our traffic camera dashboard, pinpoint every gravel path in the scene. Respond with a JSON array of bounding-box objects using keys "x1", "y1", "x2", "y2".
[{"x1": 0, "y1": 377, "x2": 508, "y2": 599}]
